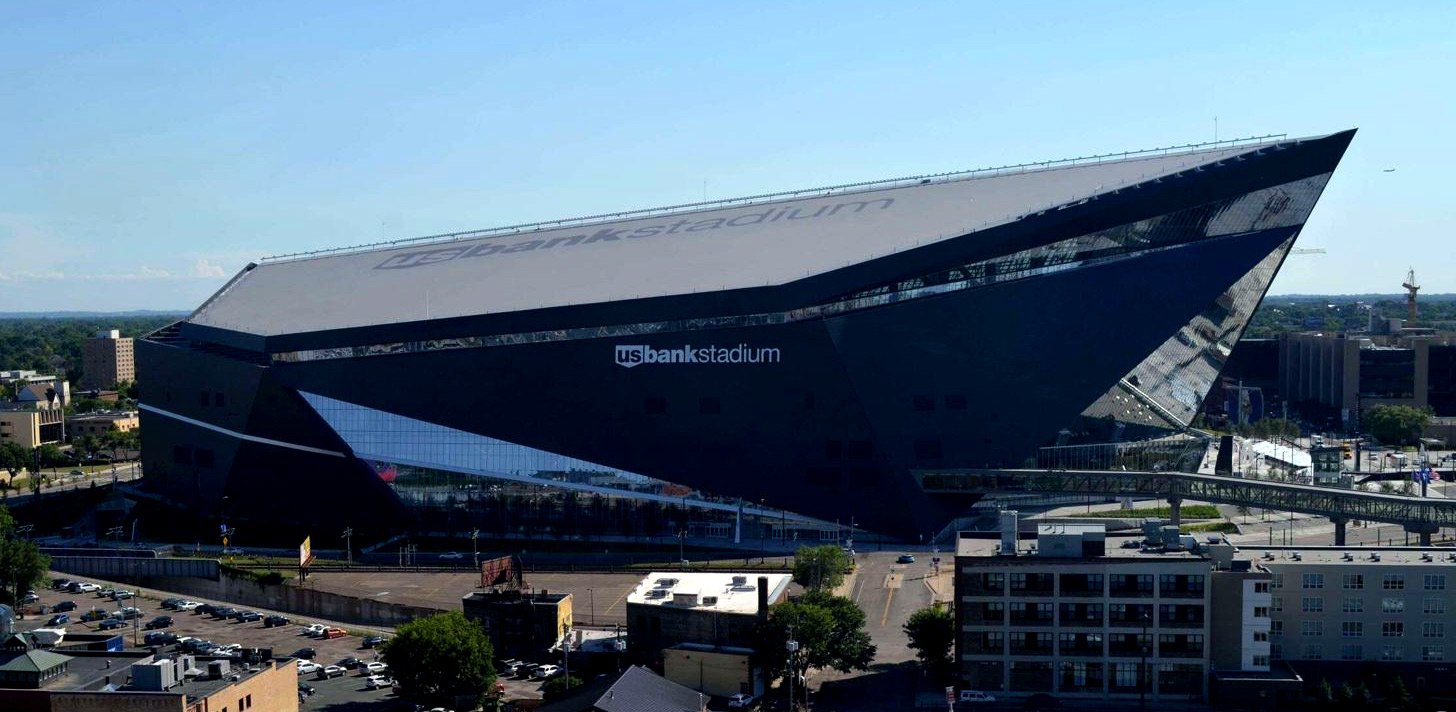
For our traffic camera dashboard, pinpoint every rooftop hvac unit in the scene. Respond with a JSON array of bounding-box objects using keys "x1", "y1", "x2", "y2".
[
  {"x1": 702, "y1": 596, "x2": 719, "y2": 606},
  {"x1": 655, "y1": 578, "x2": 678, "y2": 588},
  {"x1": 731, "y1": 576, "x2": 747, "y2": 586},
  {"x1": 1343, "y1": 553, "x2": 1354, "y2": 561},
  {"x1": 1291, "y1": 552, "x2": 1302, "y2": 561}
]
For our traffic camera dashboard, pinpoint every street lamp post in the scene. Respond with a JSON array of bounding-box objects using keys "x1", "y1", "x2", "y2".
[
  {"x1": 472, "y1": 528, "x2": 480, "y2": 570},
  {"x1": 786, "y1": 633, "x2": 799, "y2": 712},
  {"x1": 342, "y1": 527, "x2": 353, "y2": 567},
  {"x1": 588, "y1": 588, "x2": 595, "y2": 627}
]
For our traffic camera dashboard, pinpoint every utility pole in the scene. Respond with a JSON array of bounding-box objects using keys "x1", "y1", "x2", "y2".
[
  {"x1": 472, "y1": 528, "x2": 480, "y2": 570},
  {"x1": 342, "y1": 527, "x2": 353, "y2": 567},
  {"x1": 786, "y1": 631, "x2": 799, "y2": 711}
]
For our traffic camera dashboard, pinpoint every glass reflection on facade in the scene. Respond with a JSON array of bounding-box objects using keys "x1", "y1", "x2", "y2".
[
  {"x1": 1078, "y1": 235, "x2": 1298, "y2": 431},
  {"x1": 298, "y1": 390, "x2": 644, "y2": 483}
]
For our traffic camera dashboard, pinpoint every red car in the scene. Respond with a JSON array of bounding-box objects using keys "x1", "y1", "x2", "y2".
[{"x1": 322, "y1": 627, "x2": 348, "y2": 639}]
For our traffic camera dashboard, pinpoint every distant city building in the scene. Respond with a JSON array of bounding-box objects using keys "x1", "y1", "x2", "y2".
[
  {"x1": 0, "y1": 406, "x2": 63, "y2": 449},
  {"x1": 626, "y1": 572, "x2": 788, "y2": 666},
  {"x1": 81, "y1": 330, "x2": 134, "y2": 390},
  {"x1": 66, "y1": 411, "x2": 140, "y2": 439},
  {"x1": 461, "y1": 589, "x2": 573, "y2": 661}
]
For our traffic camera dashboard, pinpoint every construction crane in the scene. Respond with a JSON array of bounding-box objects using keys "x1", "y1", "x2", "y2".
[{"x1": 1403, "y1": 268, "x2": 1420, "y2": 321}]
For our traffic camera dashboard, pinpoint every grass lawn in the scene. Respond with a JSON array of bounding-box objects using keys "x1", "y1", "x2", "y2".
[{"x1": 1082, "y1": 504, "x2": 1221, "y2": 520}]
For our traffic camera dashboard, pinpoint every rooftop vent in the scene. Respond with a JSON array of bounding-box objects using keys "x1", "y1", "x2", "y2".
[
  {"x1": 1343, "y1": 553, "x2": 1354, "y2": 561},
  {"x1": 1291, "y1": 552, "x2": 1302, "y2": 561},
  {"x1": 701, "y1": 596, "x2": 719, "y2": 606},
  {"x1": 731, "y1": 576, "x2": 747, "y2": 586},
  {"x1": 1372, "y1": 553, "x2": 1381, "y2": 562},
  {"x1": 654, "y1": 578, "x2": 678, "y2": 588},
  {"x1": 1422, "y1": 553, "x2": 1434, "y2": 562}
]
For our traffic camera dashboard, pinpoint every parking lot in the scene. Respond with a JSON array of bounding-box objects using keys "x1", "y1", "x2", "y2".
[{"x1": 22, "y1": 574, "x2": 404, "y2": 710}]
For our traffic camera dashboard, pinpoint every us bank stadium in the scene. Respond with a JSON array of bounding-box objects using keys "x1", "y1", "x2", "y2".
[{"x1": 138, "y1": 130, "x2": 1354, "y2": 540}]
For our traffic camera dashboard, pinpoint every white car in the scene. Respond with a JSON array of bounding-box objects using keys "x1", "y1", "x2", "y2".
[
  {"x1": 366, "y1": 674, "x2": 394, "y2": 690},
  {"x1": 176, "y1": 601, "x2": 202, "y2": 611},
  {"x1": 727, "y1": 693, "x2": 756, "y2": 708},
  {"x1": 959, "y1": 690, "x2": 997, "y2": 704},
  {"x1": 364, "y1": 661, "x2": 388, "y2": 674},
  {"x1": 75, "y1": 583, "x2": 99, "y2": 593},
  {"x1": 320, "y1": 665, "x2": 346, "y2": 679},
  {"x1": 532, "y1": 664, "x2": 560, "y2": 679},
  {"x1": 438, "y1": 552, "x2": 465, "y2": 560},
  {"x1": 297, "y1": 661, "x2": 321, "y2": 675},
  {"x1": 302, "y1": 624, "x2": 327, "y2": 637}
]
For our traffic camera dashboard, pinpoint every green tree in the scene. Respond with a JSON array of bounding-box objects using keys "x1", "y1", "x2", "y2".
[
  {"x1": 1364, "y1": 404, "x2": 1433, "y2": 446},
  {"x1": 0, "y1": 443, "x2": 27, "y2": 480},
  {"x1": 903, "y1": 605, "x2": 955, "y2": 681},
  {"x1": 0, "y1": 504, "x2": 50, "y2": 607},
  {"x1": 757, "y1": 592, "x2": 875, "y2": 704},
  {"x1": 381, "y1": 611, "x2": 496, "y2": 709},
  {"x1": 792, "y1": 544, "x2": 852, "y2": 593},
  {"x1": 1387, "y1": 675, "x2": 1411, "y2": 711}
]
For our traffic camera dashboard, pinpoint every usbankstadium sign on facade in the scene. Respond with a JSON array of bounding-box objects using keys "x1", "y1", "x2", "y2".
[{"x1": 139, "y1": 131, "x2": 1354, "y2": 537}]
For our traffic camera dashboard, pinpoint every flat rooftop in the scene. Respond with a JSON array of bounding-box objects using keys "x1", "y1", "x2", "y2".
[
  {"x1": 1239, "y1": 547, "x2": 1456, "y2": 566},
  {"x1": 626, "y1": 572, "x2": 790, "y2": 615}
]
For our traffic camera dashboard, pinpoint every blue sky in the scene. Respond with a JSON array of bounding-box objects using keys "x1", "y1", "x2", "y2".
[{"x1": 2, "y1": 1, "x2": 1452, "y2": 311}]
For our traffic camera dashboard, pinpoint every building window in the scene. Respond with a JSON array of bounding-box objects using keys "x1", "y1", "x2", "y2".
[
  {"x1": 1301, "y1": 621, "x2": 1322, "y2": 637},
  {"x1": 1271, "y1": 621, "x2": 1283, "y2": 636},
  {"x1": 1382, "y1": 597, "x2": 1406, "y2": 614},
  {"x1": 1302, "y1": 644, "x2": 1323, "y2": 660},
  {"x1": 1382, "y1": 646, "x2": 1404, "y2": 661},
  {"x1": 1272, "y1": 573, "x2": 1283, "y2": 589},
  {"x1": 1270, "y1": 643, "x2": 1283, "y2": 659},
  {"x1": 1384, "y1": 574, "x2": 1406, "y2": 590},
  {"x1": 1302, "y1": 597, "x2": 1324, "y2": 613},
  {"x1": 1253, "y1": 631, "x2": 1269, "y2": 642},
  {"x1": 1343, "y1": 597, "x2": 1364, "y2": 613},
  {"x1": 1425, "y1": 574, "x2": 1446, "y2": 591},
  {"x1": 1253, "y1": 606, "x2": 1270, "y2": 619},
  {"x1": 1424, "y1": 622, "x2": 1445, "y2": 639},
  {"x1": 1425, "y1": 597, "x2": 1446, "y2": 615},
  {"x1": 1341, "y1": 644, "x2": 1363, "y2": 661},
  {"x1": 1424, "y1": 646, "x2": 1445, "y2": 661},
  {"x1": 1302, "y1": 573, "x2": 1324, "y2": 589},
  {"x1": 1342, "y1": 622, "x2": 1363, "y2": 638},
  {"x1": 1383, "y1": 622, "x2": 1405, "y2": 638},
  {"x1": 1270, "y1": 596, "x2": 1282, "y2": 612},
  {"x1": 1343, "y1": 574, "x2": 1364, "y2": 590},
  {"x1": 1254, "y1": 581, "x2": 1270, "y2": 594},
  {"x1": 1252, "y1": 655, "x2": 1270, "y2": 667}
]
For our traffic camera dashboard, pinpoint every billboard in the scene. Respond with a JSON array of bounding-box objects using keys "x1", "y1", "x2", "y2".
[{"x1": 299, "y1": 536, "x2": 313, "y2": 568}]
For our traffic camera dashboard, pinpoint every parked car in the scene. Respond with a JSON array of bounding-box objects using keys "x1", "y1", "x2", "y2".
[
  {"x1": 438, "y1": 552, "x2": 465, "y2": 560},
  {"x1": 51, "y1": 578, "x2": 72, "y2": 590},
  {"x1": 727, "y1": 693, "x2": 756, "y2": 708},
  {"x1": 297, "y1": 681, "x2": 316, "y2": 696},
  {"x1": 322, "y1": 627, "x2": 348, "y2": 639},
  {"x1": 958, "y1": 690, "x2": 996, "y2": 704},
  {"x1": 319, "y1": 665, "x2": 346, "y2": 679},
  {"x1": 22, "y1": 592, "x2": 39, "y2": 604},
  {"x1": 80, "y1": 608, "x2": 109, "y2": 622},
  {"x1": 366, "y1": 675, "x2": 394, "y2": 690},
  {"x1": 52, "y1": 600, "x2": 77, "y2": 613},
  {"x1": 145, "y1": 616, "x2": 174, "y2": 630},
  {"x1": 264, "y1": 615, "x2": 290, "y2": 628},
  {"x1": 531, "y1": 664, "x2": 561, "y2": 680},
  {"x1": 117, "y1": 607, "x2": 143, "y2": 620},
  {"x1": 71, "y1": 582, "x2": 99, "y2": 593},
  {"x1": 179, "y1": 639, "x2": 215, "y2": 654},
  {"x1": 290, "y1": 647, "x2": 317, "y2": 660},
  {"x1": 221, "y1": 547, "x2": 245, "y2": 556},
  {"x1": 144, "y1": 631, "x2": 178, "y2": 646},
  {"x1": 97, "y1": 587, "x2": 115, "y2": 598},
  {"x1": 160, "y1": 598, "x2": 184, "y2": 610},
  {"x1": 234, "y1": 610, "x2": 263, "y2": 623},
  {"x1": 45, "y1": 613, "x2": 69, "y2": 626},
  {"x1": 500, "y1": 660, "x2": 525, "y2": 676},
  {"x1": 362, "y1": 635, "x2": 388, "y2": 649},
  {"x1": 302, "y1": 624, "x2": 327, "y2": 637},
  {"x1": 195, "y1": 603, "x2": 218, "y2": 616},
  {"x1": 176, "y1": 601, "x2": 202, "y2": 612},
  {"x1": 896, "y1": 554, "x2": 916, "y2": 564},
  {"x1": 98, "y1": 618, "x2": 126, "y2": 630},
  {"x1": 110, "y1": 590, "x2": 135, "y2": 601},
  {"x1": 297, "y1": 661, "x2": 322, "y2": 675},
  {"x1": 215, "y1": 643, "x2": 242, "y2": 655},
  {"x1": 338, "y1": 657, "x2": 366, "y2": 670},
  {"x1": 364, "y1": 662, "x2": 388, "y2": 675},
  {"x1": 212, "y1": 607, "x2": 239, "y2": 619}
]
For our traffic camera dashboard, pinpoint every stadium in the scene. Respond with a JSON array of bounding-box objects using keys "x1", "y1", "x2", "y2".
[{"x1": 137, "y1": 130, "x2": 1354, "y2": 539}]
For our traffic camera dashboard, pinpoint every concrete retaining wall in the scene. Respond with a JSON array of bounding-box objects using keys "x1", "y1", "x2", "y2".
[
  {"x1": 50, "y1": 556, "x2": 219, "y2": 581},
  {"x1": 143, "y1": 571, "x2": 442, "y2": 629}
]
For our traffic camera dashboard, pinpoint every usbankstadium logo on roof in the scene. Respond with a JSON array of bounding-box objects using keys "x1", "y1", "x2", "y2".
[
  {"x1": 374, "y1": 197, "x2": 895, "y2": 270},
  {"x1": 615, "y1": 344, "x2": 781, "y2": 369}
]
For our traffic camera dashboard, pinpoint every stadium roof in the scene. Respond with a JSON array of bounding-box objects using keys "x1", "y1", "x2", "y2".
[{"x1": 189, "y1": 135, "x2": 1311, "y2": 338}]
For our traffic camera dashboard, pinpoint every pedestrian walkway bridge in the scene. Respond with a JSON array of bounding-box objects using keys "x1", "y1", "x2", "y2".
[{"x1": 920, "y1": 469, "x2": 1453, "y2": 545}]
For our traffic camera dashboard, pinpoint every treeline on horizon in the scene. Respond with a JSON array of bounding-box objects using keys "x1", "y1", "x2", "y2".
[
  {"x1": 1245, "y1": 294, "x2": 1456, "y2": 338},
  {"x1": 0, "y1": 316, "x2": 177, "y2": 385}
]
